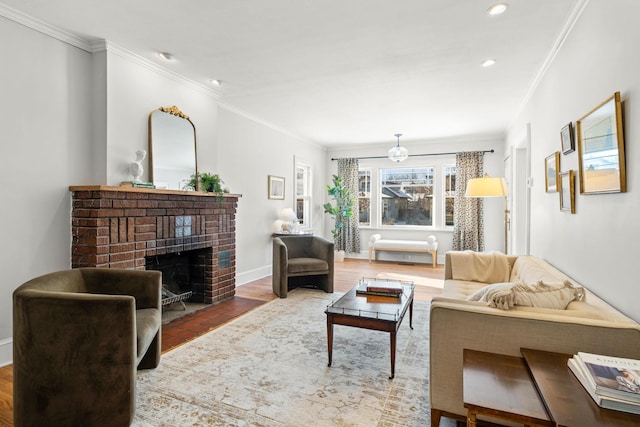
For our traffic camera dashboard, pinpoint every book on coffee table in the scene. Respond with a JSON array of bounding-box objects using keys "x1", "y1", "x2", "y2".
[
  {"x1": 567, "y1": 352, "x2": 640, "y2": 414},
  {"x1": 355, "y1": 278, "x2": 411, "y2": 297}
]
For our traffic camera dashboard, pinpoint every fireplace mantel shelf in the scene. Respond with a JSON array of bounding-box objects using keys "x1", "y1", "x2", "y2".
[{"x1": 70, "y1": 185, "x2": 242, "y2": 198}]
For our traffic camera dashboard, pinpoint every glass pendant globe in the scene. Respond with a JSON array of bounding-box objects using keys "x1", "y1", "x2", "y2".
[{"x1": 388, "y1": 145, "x2": 409, "y2": 162}]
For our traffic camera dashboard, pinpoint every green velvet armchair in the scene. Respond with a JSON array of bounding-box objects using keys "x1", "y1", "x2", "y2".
[
  {"x1": 13, "y1": 268, "x2": 162, "y2": 427},
  {"x1": 272, "y1": 236, "x2": 334, "y2": 298}
]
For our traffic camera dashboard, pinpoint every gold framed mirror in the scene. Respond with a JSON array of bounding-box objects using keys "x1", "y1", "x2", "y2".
[
  {"x1": 148, "y1": 106, "x2": 198, "y2": 190},
  {"x1": 576, "y1": 92, "x2": 626, "y2": 194}
]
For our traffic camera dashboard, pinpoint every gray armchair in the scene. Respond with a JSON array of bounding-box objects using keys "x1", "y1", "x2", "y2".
[
  {"x1": 272, "y1": 236, "x2": 334, "y2": 298},
  {"x1": 13, "y1": 268, "x2": 162, "y2": 427}
]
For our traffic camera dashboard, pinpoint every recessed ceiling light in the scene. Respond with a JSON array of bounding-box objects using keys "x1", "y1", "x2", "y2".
[
  {"x1": 482, "y1": 59, "x2": 496, "y2": 67},
  {"x1": 488, "y1": 3, "x2": 508, "y2": 15},
  {"x1": 210, "y1": 79, "x2": 222, "y2": 87},
  {"x1": 157, "y1": 52, "x2": 174, "y2": 61}
]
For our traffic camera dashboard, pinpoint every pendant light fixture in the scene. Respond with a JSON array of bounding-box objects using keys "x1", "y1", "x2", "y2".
[{"x1": 388, "y1": 133, "x2": 409, "y2": 162}]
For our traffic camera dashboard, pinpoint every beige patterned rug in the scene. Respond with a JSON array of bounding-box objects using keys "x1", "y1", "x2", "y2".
[{"x1": 133, "y1": 288, "x2": 450, "y2": 426}]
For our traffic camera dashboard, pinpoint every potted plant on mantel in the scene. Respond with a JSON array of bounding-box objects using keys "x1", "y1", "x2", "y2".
[
  {"x1": 186, "y1": 172, "x2": 228, "y2": 201},
  {"x1": 323, "y1": 174, "x2": 354, "y2": 262}
]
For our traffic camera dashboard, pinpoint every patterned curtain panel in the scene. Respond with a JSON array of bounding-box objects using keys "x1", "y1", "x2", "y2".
[
  {"x1": 337, "y1": 158, "x2": 361, "y2": 253},
  {"x1": 452, "y1": 151, "x2": 485, "y2": 252}
]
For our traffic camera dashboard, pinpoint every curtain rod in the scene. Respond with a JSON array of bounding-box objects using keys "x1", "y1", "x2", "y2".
[{"x1": 330, "y1": 149, "x2": 494, "y2": 161}]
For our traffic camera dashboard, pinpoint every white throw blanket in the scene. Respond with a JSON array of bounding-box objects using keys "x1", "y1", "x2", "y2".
[{"x1": 449, "y1": 251, "x2": 510, "y2": 283}]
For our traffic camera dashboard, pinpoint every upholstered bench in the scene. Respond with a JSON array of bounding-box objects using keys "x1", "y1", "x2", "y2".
[{"x1": 368, "y1": 234, "x2": 438, "y2": 267}]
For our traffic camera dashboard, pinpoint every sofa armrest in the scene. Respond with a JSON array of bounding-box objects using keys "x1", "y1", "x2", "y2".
[
  {"x1": 81, "y1": 268, "x2": 161, "y2": 310},
  {"x1": 429, "y1": 297, "x2": 640, "y2": 419}
]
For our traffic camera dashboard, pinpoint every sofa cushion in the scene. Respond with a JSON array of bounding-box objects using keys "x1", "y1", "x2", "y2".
[
  {"x1": 468, "y1": 280, "x2": 585, "y2": 310},
  {"x1": 287, "y1": 257, "x2": 329, "y2": 274},
  {"x1": 136, "y1": 308, "x2": 161, "y2": 364},
  {"x1": 510, "y1": 256, "x2": 570, "y2": 284},
  {"x1": 449, "y1": 251, "x2": 511, "y2": 283}
]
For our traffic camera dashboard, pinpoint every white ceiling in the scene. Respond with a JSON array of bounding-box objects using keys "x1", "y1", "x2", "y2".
[{"x1": 1, "y1": 0, "x2": 581, "y2": 147}]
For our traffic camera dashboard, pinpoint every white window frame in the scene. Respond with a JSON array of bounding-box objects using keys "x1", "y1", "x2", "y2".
[
  {"x1": 358, "y1": 168, "x2": 372, "y2": 228},
  {"x1": 443, "y1": 164, "x2": 456, "y2": 229},
  {"x1": 295, "y1": 161, "x2": 312, "y2": 230},
  {"x1": 358, "y1": 156, "x2": 455, "y2": 230}
]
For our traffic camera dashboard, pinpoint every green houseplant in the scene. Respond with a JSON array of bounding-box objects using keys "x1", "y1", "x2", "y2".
[
  {"x1": 323, "y1": 174, "x2": 354, "y2": 258},
  {"x1": 186, "y1": 172, "x2": 228, "y2": 200}
]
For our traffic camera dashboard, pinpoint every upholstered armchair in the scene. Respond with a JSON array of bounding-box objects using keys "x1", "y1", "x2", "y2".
[
  {"x1": 13, "y1": 268, "x2": 162, "y2": 427},
  {"x1": 272, "y1": 236, "x2": 334, "y2": 298}
]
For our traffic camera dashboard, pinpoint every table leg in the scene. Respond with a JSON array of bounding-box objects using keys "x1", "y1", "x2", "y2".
[
  {"x1": 409, "y1": 297, "x2": 414, "y2": 329},
  {"x1": 467, "y1": 410, "x2": 477, "y2": 427},
  {"x1": 389, "y1": 331, "x2": 396, "y2": 379},
  {"x1": 326, "y1": 316, "x2": 333, "y2": 367}
]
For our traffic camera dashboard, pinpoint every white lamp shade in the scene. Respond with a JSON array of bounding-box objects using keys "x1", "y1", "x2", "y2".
[
  {"x1": 278, "y1": 208, "x2": 298, "y2": 222},
  {"x1": 465, "y1": 174, "x2": 507, "y2": 197}
]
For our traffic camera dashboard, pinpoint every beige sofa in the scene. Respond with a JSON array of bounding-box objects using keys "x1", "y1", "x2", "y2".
[{"x1": 430, "y1": 251, "x2": 640, "y2": 426}]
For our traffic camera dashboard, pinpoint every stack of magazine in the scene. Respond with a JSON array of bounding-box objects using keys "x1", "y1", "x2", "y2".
[{"x1": 567, "y1": 351, "x2": 640, "y2": 414}]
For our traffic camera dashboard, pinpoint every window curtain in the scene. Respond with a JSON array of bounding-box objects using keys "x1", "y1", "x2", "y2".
[
  {"x1": 452, "y1": 151, "x2": 485, "y2": 252},
  {"x1": 337, "y1": 158, "x2": 360, "y2": 253}
]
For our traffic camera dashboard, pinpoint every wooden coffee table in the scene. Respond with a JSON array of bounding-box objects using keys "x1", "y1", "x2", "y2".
[{"x1": 325, "y1": 282, "x2": 414, "y2": 379}]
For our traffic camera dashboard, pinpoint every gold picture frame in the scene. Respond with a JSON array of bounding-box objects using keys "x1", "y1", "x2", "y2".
[
  {"x1": 559, "y1": 170, "x2": 575, "y2": 214},
  {"x1": 577, "y1": 91, "x2": 626, "y2": 194},
  {"x1": 545, "y1": 151, "x2": 560, "y2": 193},
  {"x1": 268, "y1": 175, "x2": 285, "y2": 200}
]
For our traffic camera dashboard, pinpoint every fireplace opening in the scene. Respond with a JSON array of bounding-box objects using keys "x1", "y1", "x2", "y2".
[{"x1": 146, "y1": 248, "x2": 210, "y2": 308}]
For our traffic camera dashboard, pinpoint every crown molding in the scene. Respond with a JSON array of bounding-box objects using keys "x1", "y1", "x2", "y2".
[
  {"x1": 91, "y1": 40, "x2": 223, "y2": 100},
  {"x1": 0, "y1": 3, "x2": 92, "y2": 51},
  {"x1": 513, "y1": 0, "x2": 591, "y2": 120}
]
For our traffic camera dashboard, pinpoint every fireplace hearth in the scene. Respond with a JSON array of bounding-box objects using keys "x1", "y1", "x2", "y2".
[{"x1": 70, "y1": 186, "x2": 240, "y2": 304}]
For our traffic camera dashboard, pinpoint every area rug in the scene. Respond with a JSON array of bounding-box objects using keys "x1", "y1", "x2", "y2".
[
  {"x1": 376, "y1": 272, "x2": 444, "y2": 289},
  {"x1": 132, "y1": 288, "x2": 442, "y2": 426}
]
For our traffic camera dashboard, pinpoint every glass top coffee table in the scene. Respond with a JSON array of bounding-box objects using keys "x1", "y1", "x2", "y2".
[{"x1": 325, "y1": 278, "x2": 414, "y2": 379}]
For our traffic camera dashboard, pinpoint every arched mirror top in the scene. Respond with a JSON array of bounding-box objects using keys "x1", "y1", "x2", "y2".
[{"x1": 148, "y1": 105, "x2": 198, "y2": 190}]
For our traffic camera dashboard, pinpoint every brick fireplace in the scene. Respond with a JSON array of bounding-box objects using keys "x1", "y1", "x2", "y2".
[{"x1": 70, "y1": 186, "x2": 240, "y2": 304}]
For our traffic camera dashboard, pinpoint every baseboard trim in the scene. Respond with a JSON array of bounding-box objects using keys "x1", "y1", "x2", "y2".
[
  {"x1": 0, "y1": 338, "x2": 12, "y2": 367},
  {"x1": 236, "y1": 265, "x2": 271, "y2": 287}
]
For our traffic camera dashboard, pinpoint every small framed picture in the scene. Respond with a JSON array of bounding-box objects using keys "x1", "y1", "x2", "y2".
[
  {"x1": 268, "y1": 175, "x2": 285, "y2": 200},
  {"x1": 545, "y1": 152, "x2": 560, "y2": 193},
  {"x1": 559, "y1": 170, "x2": 575, "y2": 214},
  {"x1": 561, "y1": 122, "x2": 575, "y2": 154}
]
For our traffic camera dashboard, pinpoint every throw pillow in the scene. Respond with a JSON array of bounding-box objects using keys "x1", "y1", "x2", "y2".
[
  {"x1": 512, "y1": 280, "x2": 584, "y2": 310},
  {"x1": 467, "y1": 282, "x2": 514, "y2": 304},
  {"x1": 467, "y1": 280, "x2": 584, "y2": 310}
]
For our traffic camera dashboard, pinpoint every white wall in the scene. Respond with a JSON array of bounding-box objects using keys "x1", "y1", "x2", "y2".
[
  {"x1": 217, "y1": 107, "x2": 327, "y2": 284},
  {"x1": 326, "y1": 136, "x2": 506, "y2": 264},
  {"x1": 507, "y1": 0, "x2": 640, "y2": 322},
  {"x1": 102, "y1": 44, "x2": 220, "y2": 185},
  {"x1": 0, "y1": 16, "x2": 94, "y2": 364}
]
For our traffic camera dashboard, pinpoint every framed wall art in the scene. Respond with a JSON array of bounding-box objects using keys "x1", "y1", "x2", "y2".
[
  {"x1": 545, "y1": 151, "x2": 560, "y2": 193},
  {"x1": 559, "y1": 170, "x2": 575, "y2": 214},
  {"x1": 560, "y1": 122, "x2": 575, "y2": 154},
  {"x1": 577, "y1": 91, "x2": 626, "y2": 194},
  {"x1": 268, "y1": 175, "x2": 285, "y2": 200}
]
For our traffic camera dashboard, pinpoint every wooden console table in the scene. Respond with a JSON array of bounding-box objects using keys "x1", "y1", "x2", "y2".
[{"x1": 463, "y1": 348, "x2": 640, "y2": 427}]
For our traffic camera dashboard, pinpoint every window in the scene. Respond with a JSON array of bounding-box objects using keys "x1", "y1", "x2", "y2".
[
  {"x1": 380, "y1": 167, "x2": 434, "y2": 226},
  {"x1": 358, "y1": 169, "x2": 371, "y2": 226},
  {"x1": 295, "y1": 162, "x2": 312, "y2": 228},
  {"x1": 444, "y1": 165, "x2": 456, "y2": 227}
]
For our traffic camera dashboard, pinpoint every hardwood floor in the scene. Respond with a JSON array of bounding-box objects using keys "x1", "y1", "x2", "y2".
[{"x1": 0, "y1": 259, "x2": 443, "y2": 426}]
